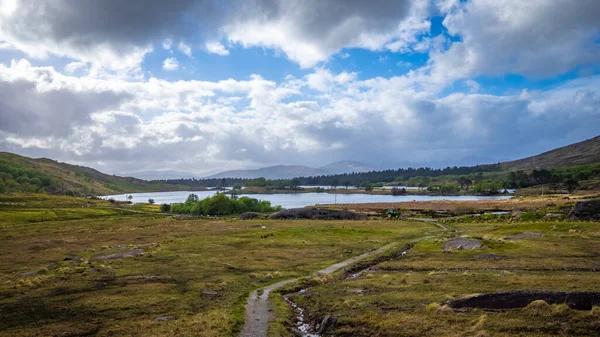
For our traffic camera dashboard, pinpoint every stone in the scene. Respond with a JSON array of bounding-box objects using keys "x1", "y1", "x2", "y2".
[
  {"x1": 317, "y1": 315, "x2": 338, "y2": 334},
  {"x1": 568, "y1": 200, "x2": 600, "y2": 221},
  {"x1": 153, "y1": 316, "x2": 176, "y2": 322}
]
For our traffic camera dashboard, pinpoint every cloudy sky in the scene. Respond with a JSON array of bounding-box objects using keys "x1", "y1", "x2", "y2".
[{"x1": 0, "y1": 0, "x2": 599, "y2": 176}]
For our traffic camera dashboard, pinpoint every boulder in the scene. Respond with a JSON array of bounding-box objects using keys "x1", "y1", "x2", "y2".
[
  {"x1": 568, "y1": 200, "x2": 600, "y2": 221},
  {"x1": 270, "y1": 208, "x2": 365, "y2": 220},
  {"x1": 317, "y1": 315, "x2": 338, "y2": 334}
]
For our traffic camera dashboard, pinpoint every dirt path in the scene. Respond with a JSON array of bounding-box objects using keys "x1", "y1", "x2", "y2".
[{"x1": 239, "y1": 242, "x2": 398, "y2": 337}]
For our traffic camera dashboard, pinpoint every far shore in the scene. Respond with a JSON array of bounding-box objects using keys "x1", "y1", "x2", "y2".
[{"x1": 224, "y1": 186, "x2": 511, "y2": 197}]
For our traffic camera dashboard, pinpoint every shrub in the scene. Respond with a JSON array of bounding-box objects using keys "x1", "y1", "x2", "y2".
[{"x1": 160, "y1": 203, "x2": 171, "y2": 212}]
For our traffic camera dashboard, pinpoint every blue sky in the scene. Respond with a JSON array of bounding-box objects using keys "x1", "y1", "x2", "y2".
[{"x1": 0, "y1": 0, "x2": 599, "y2": 176}]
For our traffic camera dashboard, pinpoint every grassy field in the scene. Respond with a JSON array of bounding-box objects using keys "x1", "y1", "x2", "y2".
[
  {"x1": 0, "y1": 194, "x2": 432, "y2": 336},
  {"x1": 279, "y1": 213, "x2": 600, "y2": 336},
  {"x1": 1, "y1": 193, "x2": 599, "y2": 336}
]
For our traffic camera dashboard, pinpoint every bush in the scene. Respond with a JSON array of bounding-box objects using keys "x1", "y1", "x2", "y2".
[
  {"x1": 171, "y1": 193, "x2": 281, "y2": 216},
  {"x1": 148, "y1": 198, "x2": 155, "y2": 204},
  {"x1": 160, "y1": 203, "x2": 171, "y2": 212}
]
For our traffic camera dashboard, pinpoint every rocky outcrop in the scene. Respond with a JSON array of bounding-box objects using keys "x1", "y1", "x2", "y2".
[
  {"x1": 270, "y1": 208, "x2": 365, "y2": 220},
  {"x1": 568, "y1": 200, "x2": 600, "y2": 220},
  {"x1": 445, "y1": 290, "x2": 600, "y2": 310}
]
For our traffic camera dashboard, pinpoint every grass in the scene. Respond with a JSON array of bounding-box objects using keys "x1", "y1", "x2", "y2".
[
  {"x1": 281, "y1": 216, "x2": 600, "y2": 336},
  {"x1": 0, "y1": 194, "x2": 431, "y2": 336},
  {"x1": 2, "y1": 193, "x2": 600, "y2": 336}
]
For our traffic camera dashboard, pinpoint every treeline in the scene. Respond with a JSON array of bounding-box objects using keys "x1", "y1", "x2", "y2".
[
  {"x1": 153, "y1": 164, "x2": 501, "y2": 187},
  {"x1": 0, "y1": 159, "x2": 57, "y2": 193},
  {"x1": 150, "y1": 177, "x2": 246, "y2": 187},
  {"x1": 170, "y1": 193, "x2": 281, "y2": 216}
]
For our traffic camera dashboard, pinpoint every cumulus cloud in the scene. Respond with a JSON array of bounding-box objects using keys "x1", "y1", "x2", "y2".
[
  {"x1": 1, "y1": 60, "x2": 599, "y2": 173},
  {"x1": 0, "y1": 0, "x2": 209, "y2": 72},
  {"x1": 162, "y1": 57, "x2": 179, "y2": 71},
  {"x1": 224, "y1": 0, "x2": 431, "y2": 68},
  {"x1": 205, "y1": 41, "x2": 229, "y2": 55},
  {"x1": 426, "y1": 0, "x2": 600, "y2": 86},
  {"x1": 178, "y1": 41, "x2": 193, "y2": 57}
]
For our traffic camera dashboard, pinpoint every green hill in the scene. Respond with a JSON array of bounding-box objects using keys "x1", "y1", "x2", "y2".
[
  {"x1": 0, "y1": 152, "x2": 198, "y2": 196},
  {"x1": 500, "y1": 135, "x2": 600, "y2": 171}
]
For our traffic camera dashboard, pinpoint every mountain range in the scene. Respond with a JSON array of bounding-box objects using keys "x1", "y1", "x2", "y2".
[
  {"x1": 204, "y1": 161, "x2": 377, "y2": 179},
  {"x1": 1, "y1": 135, "x2": 599, "y2": 195}
]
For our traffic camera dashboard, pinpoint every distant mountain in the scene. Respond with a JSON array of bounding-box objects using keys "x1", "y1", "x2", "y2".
[
  {"x1": 206, "y1": 161, "x2": 376, "y2": 179},
  {"x1": 320, "y1": 161, "x2": 376, "y2": 174},
  {"x1": 124, "y1": 170, "x2": 198, "y2": 180},
  {"x1": 0, "y1": 152, "x2": 195, "y2": 196},
  {"x1": 500, "y1": 135, "x2": 600, "y2": 171}
]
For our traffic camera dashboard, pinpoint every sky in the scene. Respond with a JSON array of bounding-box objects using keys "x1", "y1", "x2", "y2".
[{"x1": 0, "y1": 0, "x2": 599, "y2": 176}]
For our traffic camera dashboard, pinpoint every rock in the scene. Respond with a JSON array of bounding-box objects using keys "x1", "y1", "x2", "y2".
[
  {"x1": 562, "y1": 196, "x2": 570, "y2": 200},
  {"x1": 240, "y1": 212, "x2": 261, "y2": 220},
  {"x1": 568, "y1": 200, "x2": 600, "y2": 221},
  {"x1": 443, "y1": 238, "x2": 482, "y2": 250},
  {"x1": 93, "y1": 249, "x2": 145, "y2": 260},
  {"x1": 559, "y1": 206, "x2": 573, "y2": 213},
  {"x1": 444, "y1": 290, "x2": 600, "y2": 310},
  {"x1": 475, "y1": 253, "x2": 501, "y2": 260},
  {"x1": 63, "y1": 257, "x2": 84, "y2": 263},
  {"x1": 545, "y1": 203, "x2": 556, "y2": 207},
  {"x1": 507, "y1": 232, "x2": 542, "y2": 240},
  {"x1": 153, "y1": 316, "x2": 176, "y2": 322},
  {"x1": 18, "y1": 270, "x2": 39, "y2": 277},
  {"x1": 270, "y1": 208, "x2": 365, "y2": 220},
  {"x1": 544, "y1": 213, "x2": 563, "y2": 219},
  {"x1": 317, "y1": 315, "x2": 338, "y2": 334},
  {"x1": 202, "y1": 290, "x2": 219, "y2": 296}
]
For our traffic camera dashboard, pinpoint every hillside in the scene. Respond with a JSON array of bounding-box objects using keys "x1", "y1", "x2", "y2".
[
  {"x1": 500, "y1": 135, "x2": 600, "y2": 171},
  {"x1": 0, "y1": 152, "x2": 195, "y2": 196},
  {"x1": 206, "y1": 161, "x2": 375, "y2": 179}
]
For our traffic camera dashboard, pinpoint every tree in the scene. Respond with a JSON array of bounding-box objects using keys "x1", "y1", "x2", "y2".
[
  {"x1": 364, "y1": 183, "x2": 374, "y2": 192},
  {"x1": 232, "y1": 184, "x2": 242, "y2": 200},
  {"x1": 563, "y1": 178, "x2": 579, "y2": 193},
  {"x1": 343, "y1": 181, "x2": 351, "y2": 190},
  {"x1": 549, "y1": 175, "x2": 563, "y2": 193},
  {"x1": 148, "y1": 198, "x2": 155, "y2": 204},
  {"x1": 160, "y1": 203, "x2": 171, "y2": 212},
  {"x1": 127, "y1": 195, "x2": 133, "y2": 202},
  {"x1": 289, "y1": 178, "x2": 300, "y2": 190},
  {"x1": 220, "y1": 178, "x2": 227, "y2": 189},
  {"x1": 464, "y1": 179, "x2": 473, "y2": 191},
  {"x1": 331, "y1": 179, "x2": 339, "y2": 190},
  {"x1": 0, "y1": 179, "x2": 5, "y2": 193}
]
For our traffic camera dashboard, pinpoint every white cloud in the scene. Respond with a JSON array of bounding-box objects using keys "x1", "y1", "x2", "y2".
[
  {"x1": 162, "y1": 57, "x2": 179, "y2": 71},
  {"x1": 162, "y1": 39, "x2": 173, "y2": 50},
  {"x1": 178, "y1": 41, "x2": 192, "y2": 57},
  {"x1": 426, "y1": 0, "x2": 600, "y2": 86},
  {"x1": 2, "y1": 60, "x2": 599, "y2": 173},
  {"x1": 64, "y1": 61, "x2": 88, "y2": 74},
  {"x1": 224, "y1": 0, "x2": 431, "y2": 68},
  {"x1": 205, "y1": 41, "x2": 229, "y2": 56}
]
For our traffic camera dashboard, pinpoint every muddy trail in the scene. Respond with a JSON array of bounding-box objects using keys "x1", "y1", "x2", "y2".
[
  {"x1": 239, "y1": 219, "x2": 448, "y2": 337},
  {"x1": 239, "y1": 242, "x2": 398, "y2": 337}
]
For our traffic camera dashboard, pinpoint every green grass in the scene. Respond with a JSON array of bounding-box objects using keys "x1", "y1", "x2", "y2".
[
  {"x1": 280, "y1": 217, "x2": 600, "y2": 336},
  {"x1": 0, "y1": 194, "x2": 431, "y2": 336}
]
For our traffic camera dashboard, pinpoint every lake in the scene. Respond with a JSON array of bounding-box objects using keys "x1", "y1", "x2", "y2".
[{"x1": 101, "y1": 190, "x2": 512, "y2": 209}]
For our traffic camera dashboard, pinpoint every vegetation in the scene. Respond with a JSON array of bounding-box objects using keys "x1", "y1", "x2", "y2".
[
  {"x1": 170, "y1": 193, "x2": 281, "y2": 216},
  {"x1": 0, "y1": 152, "x2": 205, "y2": 196},
  {"x1": 0, "y1": 194, "x2": 429, "y2": 337}
]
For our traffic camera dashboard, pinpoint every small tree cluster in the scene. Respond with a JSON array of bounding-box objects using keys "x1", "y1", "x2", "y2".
[{"x1": 170, "y1": 193, "x2": 281, "y2": 216}]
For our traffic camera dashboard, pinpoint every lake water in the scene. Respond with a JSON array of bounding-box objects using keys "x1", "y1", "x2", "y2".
[{"x1": 101, "y1": 190, "x2": 512, "y2": 209}]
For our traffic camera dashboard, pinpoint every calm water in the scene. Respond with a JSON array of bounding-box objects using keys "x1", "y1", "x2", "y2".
[{"x1": 101, "y1": 190, "x2": 511, "y2": 209}]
